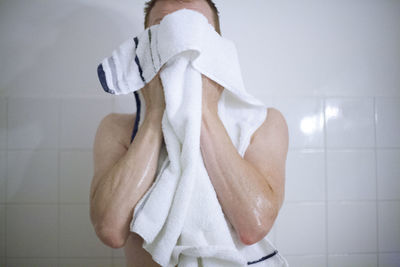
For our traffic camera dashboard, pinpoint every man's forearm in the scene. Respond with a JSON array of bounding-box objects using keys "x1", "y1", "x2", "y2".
[
  {"x1": 91, "y1": 112, "x2": 164, "y2": 246},
  {"x1": 200, "y1": 110, "x2": 277, "y2": 245}
]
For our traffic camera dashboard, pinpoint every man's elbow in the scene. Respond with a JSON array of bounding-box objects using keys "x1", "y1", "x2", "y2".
[
  {"x1": 239, "y1": 210, "x2": 278, "y2": 245},
  {"x1": 239, "y1": 225, "x2": 272, "y2": 246},
  {"x1": 93, "y1": 222, "x2": 128, "y2": 249},
  {"x1": 90, "y1": 198, "x2": 128, "y2": 249}
]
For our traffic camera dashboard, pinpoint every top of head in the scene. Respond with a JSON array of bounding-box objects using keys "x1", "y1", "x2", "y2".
[
  {"x1": 142, "y1": 8, "x2": 222, "y2": 61},
  {"x1": 151, "y1": 8, "x2": 214, "y2": 34},
  {"x1": 145, "y1": 0, "x2": 221, "y2": 34}
]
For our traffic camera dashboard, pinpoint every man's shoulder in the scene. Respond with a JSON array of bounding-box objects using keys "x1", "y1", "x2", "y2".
[
  {"x1": 99, "y1": 112, "x2": 136, "y2": 128},
  {"x1": 265, "y1": 107, "x2": 287, "y2": 130},
  {"x1": 249, "y1": 107, "x2": 288, "y2": 148},
  {"x1": 96, "y1": 112, "x2": 137, "y2": 147}
]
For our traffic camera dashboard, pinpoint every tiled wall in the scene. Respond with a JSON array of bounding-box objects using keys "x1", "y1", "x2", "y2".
[
  {"x1": 271, "y1": 96, "x2": 400, "y2": 267},
  {"x1": 0, "y1": 0, "x2": 399, "y2": 267},
  {"x1": 0, "y1": 95, "x2": 136, "y2": 267}
]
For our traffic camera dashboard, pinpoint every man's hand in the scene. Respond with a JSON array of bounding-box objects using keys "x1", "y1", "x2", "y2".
[
  {"x1": 201, "y1": 75, "x2": 224, "y2": 116},
  {"x1": 141, "y1": 72, "x2": 166, "y2": 117}
]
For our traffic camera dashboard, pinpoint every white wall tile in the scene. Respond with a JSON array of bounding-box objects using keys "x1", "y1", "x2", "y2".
[
  {"x1": 328, "y1": 202, "x2": 377, "y2": 254},
  {"x1": 0, "y1": 97, "x2": 6, "y2": 149},
  {"x1": 60, "y1": 151, "x2": 92, "y2": 203},
  {"x1": 325, "y1": 97, "x2": 375, "y2": 148},
  {"x1": 0, "y1": 0, "x2": 141, "y2": 98},
  {"x1": 7, "y1": 97, "x2": 59, "y2": 149},
  {"x1": 6, "y1": 258, "x2": 58, "y2": 267},
  {"x1": 376, "y1": 97, "x2": 400, "y2": 148},
  {"x1": 257, "y1": 97, "x2": 275, "y2": 112},
  {"x1": 276, "y1": 203, "x2": 326, "y2": 255},
  {"x1": 285, "y1": 150, "x2": 325, "y2": 202},
  {"x1": 0, "y1": 151, "x2": 5, "y2": 203},
  {"x1": 272, "y1": 97, "x2": 324, "y2": 149},
  {"x1": 59, "y1": 204, "x2": 112, "y2": 257},
  {"x1": 327, "y1": 150, "x2": 376, "y2": 200},
  {"x1": 221, "y1": 1, "x2": 400, "y2": 97},
  {"x1": 283, "y1": 255, "x2": 326, "y2": 267},
  {"x1": 59, "y1": 258, "x2": 112, "y2": 267},
  {"x1": 112, "y1": 247, "x2": 125, "y2": 258},
  {"x1": 377, "y1": 149, "x2": 400, "y2": 200},
  {"x1": 113, "y1": 94, "x2": 137, "y2": 114},
  {"x1": 7, "y1": 151, "x2": 58, "y2": 203},
  {"x1": 6, "y1": 204, "x2": 58, "y2": 257},
  {"x1": 378, "y1": 201, "x2": 400, "y2": 252},
  {"x1": 328, "y1": 253, "x2": 377, "y2": 267},
  {"x1": 379, "y1": 253, "x2": 400, "y2": 267},
  {"x1": 60, "y1": 97, "x2": 113, "y2": 149}
]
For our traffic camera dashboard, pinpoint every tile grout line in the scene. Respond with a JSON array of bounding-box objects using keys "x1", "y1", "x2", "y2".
[
  {"x1": 3, "y1": 199, "x2": 398, "y2": 205},
  {"x1": 6, "y1": 256, "x2": 115, "y2": 259},
  {"x1": 6, "y1": 148, "x2": 93, "y2": 151},
  {"x1": 282, "y1": 251, "x2": 391, "y2": 257},
  {"x1": 4, "y1": 146, "x2": 400, "y2": 152},
  {"x1": 57, "y1": 97, "x2": 61, "y2": 267},
  {"x1": 5, "y1": 96, "x2": 8, "y2": 266},
  {"x1": 373, "y1": 96, "x2": 379, "y2": 266},
  {"x1": 6, "y1": 252, "x2": 396, "y2": 259},
  {"x1": 323, "y1": 97, "x2": 329, "y2": 267},
  {"x1": 6, "y1": 94, "x2": 400, "y2": 99}
]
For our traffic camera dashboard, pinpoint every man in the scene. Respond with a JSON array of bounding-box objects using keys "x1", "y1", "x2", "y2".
[{"x1": 90, "y1": 0, "x2": 289, "y2": 266}]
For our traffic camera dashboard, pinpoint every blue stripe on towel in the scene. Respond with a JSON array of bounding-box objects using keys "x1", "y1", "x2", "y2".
[
  {"x1": 134, "y1": 37, "x2": 146, "y2": 83},
  {"x1": 247, "y1": 250, "x2": 278, "y2": 265},
  {"x1": 130, "y1": 36, "x2": 144, "y2": 143},
  {"x1": 97, "y1": 64, "x2": 115, "y2": 94},
  {"x1": 130, "y1": 90, "x2": 141, "y2": 143}
]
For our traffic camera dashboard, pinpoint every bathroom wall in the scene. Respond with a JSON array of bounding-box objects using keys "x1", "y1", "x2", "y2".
[{"x1": 0, "y1": 0, "x2": 399, "y2": 266}]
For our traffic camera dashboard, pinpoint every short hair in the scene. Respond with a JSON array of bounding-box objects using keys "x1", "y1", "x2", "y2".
[{"x1": 144, "y1": 0, "x2": 221, "y2": 34}]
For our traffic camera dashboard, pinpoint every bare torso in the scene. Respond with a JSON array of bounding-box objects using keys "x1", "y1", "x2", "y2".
[{"x1": 124, "y1": 232, "x2": 161, "y2": 267}]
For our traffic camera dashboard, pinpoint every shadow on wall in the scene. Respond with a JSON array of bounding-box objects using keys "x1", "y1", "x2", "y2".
[{"x1": 0, "y1": 0, "x2": 142, "y2": 97}]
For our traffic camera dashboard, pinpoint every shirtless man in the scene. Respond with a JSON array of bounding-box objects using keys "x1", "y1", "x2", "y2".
[{"x1": 89, "y1": 0, "x2": 289, "y2": 266}]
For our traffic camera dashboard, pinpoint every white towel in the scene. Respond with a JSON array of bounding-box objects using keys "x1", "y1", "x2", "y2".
[{"x1": 97, "y1": 9, "x2": 289, "y2": 267}]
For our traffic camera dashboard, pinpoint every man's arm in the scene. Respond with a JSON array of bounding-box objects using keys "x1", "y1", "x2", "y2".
[
  {"x1": 200, "y1": 107, "x2": 289, "y2": 245},
  {"x1": 90, "y1": 111, "x2": 164, "y2": 248}
]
